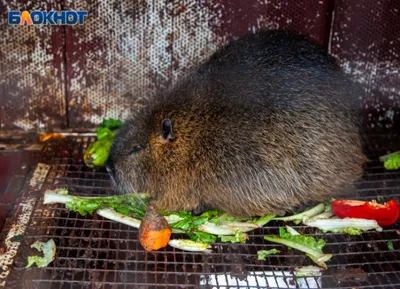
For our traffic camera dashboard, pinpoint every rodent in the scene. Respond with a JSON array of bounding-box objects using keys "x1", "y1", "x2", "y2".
[{"x1": 107, "y1": 30, "x2": 366, "y2": 217}]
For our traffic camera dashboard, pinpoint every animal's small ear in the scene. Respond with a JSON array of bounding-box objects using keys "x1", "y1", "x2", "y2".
[{"x1": 161, "y1": 118, "x2": 175, "y2": 141}]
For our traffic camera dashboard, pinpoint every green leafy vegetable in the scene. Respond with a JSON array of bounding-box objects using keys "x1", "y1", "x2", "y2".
[
  {"x1": 274, "y1": 203, "x2": 325, "y2": 224},
  {"x1": 168, "y1": 239, "x2": 212, "y2": 252},
  {"x1": 217, "y1": 213, "x2": 249, "y2": 223},
  {"x1": 66, "y1": 193, "x2": 148, "y2": 218},
  {"x1": 379, "y1": 151, "x2": 400, "y2": 170},
  {"x1": 303, "y1": 218, "x2": 382, "y2": 233},
  {"x1": 83, "y1": 118, "x2": 123, "y2": 168},
  {"x1": 264, "y1": 227, "x2": 332, "y2": 268},
  {"x1": 257, "y1": 249, "x2": 280, "y2": 260},
  {"x1": 44, "y1": 189, "x2": 149, "y2": 218},
  {"x1": 43, "y1": 189, "x2": 274, "y2": 252},
  {"x1": 96, "y1": 127, "x2": 117, "y2": 140},
  {"x1": 102, "y1": 118, "x2": 123, "y2": 130},
  {"x1": 26, "y1": 239, "x2": 56, "y2": 268},
  {"x1": 168, "y1": 210, "x2": 223, "y2": 243},
  {"x1": 326, "y1": 227, "x2": 363, "y2": 235},
  {"x1": 187, "y1": 231, "x2": 217, "y2": 244},
  {"x1": 294, "y1": 266, "x2": 323, "y2": 277},
  {"x1": 387, "y1": 241, "x2": 394, "y2": 251},
  {"x1": 251, "y1": 214, "x2": 276, "y2": 227},
  {"x1": 219, "y1": 230, "x2": 248, "y2": 243},
  {"x1": 83, "y1": 135, "x2": 115, "y2": 168}
]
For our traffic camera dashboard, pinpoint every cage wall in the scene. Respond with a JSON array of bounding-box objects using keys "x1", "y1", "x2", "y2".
[{"x1": 0, "y1": 0, "x2": 399, "y2": 132}]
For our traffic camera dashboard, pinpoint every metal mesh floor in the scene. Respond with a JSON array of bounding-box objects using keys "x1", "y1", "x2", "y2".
[{"x1": 3, "y1": 135, "x2": 400, "y2": 289}]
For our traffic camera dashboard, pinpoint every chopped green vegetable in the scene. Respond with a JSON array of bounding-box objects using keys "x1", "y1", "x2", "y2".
[
  {"x1": 257, "y1": 249, "x2": 280, "y2": 260},
  {"x1": 387, "y1": 241, "x2": 394, "y2": 251},
  {"x1": 187, "y1": 231, "x2": 217, "y2": 244},
  {"x1": 43, "y1": 189, "x2": 259, "y2": 248},
  {"x1": 168, "y1": 239, "x2": 212, "y2": 253},
  {"x1": 264, "y1": 227, "x2": 332, "y2": 268},
  {"x1": 305, "y1": 211, "x2": 334, "y2": 223},
  {"x1": 326, "y1": 227, "x2": 363, "y2": 235},
  {"x1": 57, "y1": 188, "x2": 69, "y2": 195},
  {"x1": 285, "y1": 225, "x2": 300, "y2": 236},
  {"x1": 164, "y1": 213, "x2": 185, "y2": 224},
  {"x1": 67, "y1": 193, "x2": 147, "y2": 218},
  {"x1": 303, "y1": 218, "x2": 382, "y2": 234},
  {"x1": 102, "y1": 118, "x2": 123, "y2": 130},
  {"x1": 26, "y1": 239, "x2": 56, "y2": 268},
  {"x1": 96, "y1": 127, "x2": 117, "y2": 140},
  {"x1": 379, "y1": 151, "x2": 400, "y2": 170},
  {"x1": 168, "y1": 210, "x2": 222, "y2": 235},
  {"x1": 83, "y1": 118, "x2": 123, "y2": 168},
  {"x1": 274, "y1": 203, "x2": 325, "y2": 224},
  {"x1": 217, "y1": 213, "x2": 249, "y2": 223},
  {"x1": 219, "y1": 230, "x2": 248, "y2": 243},
  {"x1": 294, "y1": 266, "x2": 323, "y2": 277},
  {"x1": 45, "y1": 189, "x2": 148, "y2": 218},
  {"x1": 83, "y1": 135, "x2": 114, "y2": 168},
  {"x1": 251, "y1": 214, "x2": 275, "y2": 227},
  {"x1": 198, "y1": 221, "x2": 260, "y2": 236}
]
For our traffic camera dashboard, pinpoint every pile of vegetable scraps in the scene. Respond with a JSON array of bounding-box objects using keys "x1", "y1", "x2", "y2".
[{"x1": 41, "y1": 188, "x2": 399, "y2": 270}]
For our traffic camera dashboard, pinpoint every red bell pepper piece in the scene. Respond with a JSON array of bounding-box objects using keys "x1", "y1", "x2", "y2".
[{"x1": 331, "y1": 199, "x2": 399, "y2": 227}]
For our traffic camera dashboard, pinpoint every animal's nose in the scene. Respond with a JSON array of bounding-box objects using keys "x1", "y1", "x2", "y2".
[{"x1": 105, "y1": 159, "x2": 115, "y2": 176}]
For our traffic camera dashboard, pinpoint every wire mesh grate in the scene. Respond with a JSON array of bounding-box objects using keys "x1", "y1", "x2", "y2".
[{"x1": 4, "y1": 135, "x2": 400, "y2": 289}]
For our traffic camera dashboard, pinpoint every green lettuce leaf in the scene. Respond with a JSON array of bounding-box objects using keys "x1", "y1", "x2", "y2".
[
  {"x1": 96, "y1": 127, "x2": 117, "y2": 140},
  {"x1": 187, "y1": 231, "x2": 217, "y2": 244},
  {"x1": 257, "y1": 249, "x2": 280, "y2": 260},
  {"x1": 219, "y1": 230, "x2": 248, "y2": 243},
  {"x1": 65, "y1": 193, "x2": 148, "y2": 218},
  {"x1": 102, "y1": 118, "x2": 123, "y2": 130},
  {"x1": 26, "y1": 239, "x2": 56, "y2": 268},
  {"x1": 264, "y1": 227, "x2": 331, "y2": 268},
  {"x1": 379, "y1": 151, "x2": 400, "y2": 170},
  {"x1": 325, "y1": 227, "x2": 363, "y2": 235}
]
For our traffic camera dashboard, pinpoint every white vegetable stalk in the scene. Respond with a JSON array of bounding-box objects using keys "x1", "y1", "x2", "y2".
[
  {"x1": 274, "y1": 203, "x2": 325, "y2": 223},
  {"x1": 43, "y1": 191, "x2": 74, "y2": 204},
  {"x1": 168, "y1": 239, "x2": 212, "y2": 253},
  {"x1": 198, "y1": 221, "x2": 260, "y2": 236},
  {"x1": 303, "y1": 211, "x2": 334, "y2": 223},
  {"x1": 285, "y1": 225, "x2": 300, "y2": 236},
  {"x1": 303, "y1": 218, "x2": 383, "y2": 232},
  {"x1": 43, "y1": 190, "x2": 149, "y2": 205},
  {"x1": 97, "y1": 208, "x2": 141, "y2": 228},
  {"x1": 294, "y1": 266, "x2": 323, "y2": 277}
]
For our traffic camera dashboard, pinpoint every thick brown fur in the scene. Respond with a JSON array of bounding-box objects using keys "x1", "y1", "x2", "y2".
[{"x1": 108, "y1": 30, "x2": 366, "y2": 217}]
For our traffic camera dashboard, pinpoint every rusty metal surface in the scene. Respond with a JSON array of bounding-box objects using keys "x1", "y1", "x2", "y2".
[
  {"x1": 65, "y1": 0, "x2": 334, "y2": 128},
  {"x1": 0, "y1": 1, "x2": 67, "y2": 131},
  {"x1": 0, "y1": 0, "x2": 399, "y2": 131},
  {"x1": 0, "y1": 163, "x2": 50, "y2": 286},
  {"x1": 330, "y1": 0, "x2": 400, "y2": 132}
]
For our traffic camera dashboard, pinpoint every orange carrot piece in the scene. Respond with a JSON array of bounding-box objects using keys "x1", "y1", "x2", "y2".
[{"x1": 139, "y1": 205, "x2": 172, "y2": 251}]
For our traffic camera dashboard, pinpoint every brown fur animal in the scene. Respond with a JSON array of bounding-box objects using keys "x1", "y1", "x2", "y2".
[{"x1": 107, "y1": 30, "x2": 365, "y2": 217}]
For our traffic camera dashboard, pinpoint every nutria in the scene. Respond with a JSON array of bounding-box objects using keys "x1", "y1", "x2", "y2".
[{"x1": 107, "y1": 30, "x2": 365, "y2": 217}]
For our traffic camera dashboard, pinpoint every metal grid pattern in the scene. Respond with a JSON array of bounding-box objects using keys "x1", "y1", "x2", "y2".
[
  {"x1": 330, "y1": 0, "x2": 400, "y2": 133},
  {"x1": 2, "y1": 0, "x2": 398, "y2": 131},
  {"x1": 3, "y1": 135, "x2": 400, "y2": 289},
  {"x1": 0, "y1": 0, "x2": 67, "y2": 131}
]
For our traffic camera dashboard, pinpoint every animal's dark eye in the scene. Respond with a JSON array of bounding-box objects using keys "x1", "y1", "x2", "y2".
[{"x1": 129, "y1": 145, "x2": 144, "y2": 155}]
